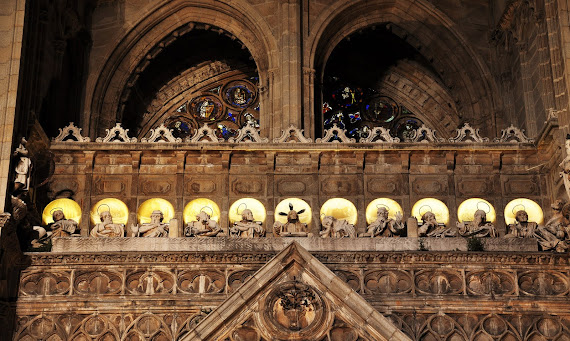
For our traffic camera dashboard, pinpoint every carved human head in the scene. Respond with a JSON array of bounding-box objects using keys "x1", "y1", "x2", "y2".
[
  {"x1": 515, "y1": 210, "x2": 528, "y2": 223},
  {"x1": 322, "y1": 216, "x2": 334, "y2": 228},
  {"x1": 241, "y1": 209, "x2": 253, "y2": 221},
  {"x1": 287, "y1": 210, "x2": 298, "y2": 221},
  {"x1": 52, "y1": 209, "x2": 65, "y2": 222},
  {"x1": 150, "y1": 210, "x2": 164, "y2": 223},
  {"x1": 377, "y1": 207, "x2": 389, "y2": 220},
  {"x1": 474, "y1": 210, "x2": 486, "y2": 224},
  {"x1": 421, "y1": 211, "x2": 437, "y2": 225},
  {"x1": 99, "y1": 210, "x2": 113, "y2": 224},
  {"x1": 196, "y1": 210, "x2": 210, "y2": 223},
  {"x1": 552, "y1": 199, "x2": 565, "y2": 212}
]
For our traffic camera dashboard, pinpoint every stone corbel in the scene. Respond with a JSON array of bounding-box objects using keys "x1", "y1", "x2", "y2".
[
  {"x1": 130, "y1": 151, "x2": 142, "y2": 171},
  {"x1": 491, "y1": 152, "x2": 503, "y2": 173},
  {"x1": 221, "y1": 151, "x2": 231, "y2": 170},
  {"x1": 175, "y1": 151, "x2": 187, "y2": 174},
  {"x1": 445, "y1": 152, "x2": 456, "y2": 173},
  {"x1": 83, "y1": 151, "x2": 96, "y2": 173},
  {"x1": 400, "y1": 152, "x2": 410, "y2": 172}
]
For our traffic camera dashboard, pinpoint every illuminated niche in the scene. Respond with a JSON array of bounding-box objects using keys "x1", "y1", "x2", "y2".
[
  {"x1": 320, "y1": 198, "x2": 358, "y2": 225},
  {"x1": 229, "y1": 198, "x2": 266, "y2": 225},
  {"x1": 42, "y1": 198, "x2": 82, "y2": 225},
  {"x1": 90, "y1": 198, "x2": 129, "y2": 226},
  {"x1": 457, "y1": 198, "x2": 496, "y2": 223},
  {"x1": 411, "y1": 198, "x2": 450, "y2": 225},
  {"x1": 274, "y1": 198, "x2": 312, "y2": 226},
  {"x1": 504, "y1": 198, "x2": 544, "y2": 225},
  {"x1": 366, "y1": 198, "x2": 403, "y2": 224},
  {"x1": 184, "y1": 198, "x2": 221, "y2": 224},
  {"x1": 138, "y1": 198, "x2": 175, "y2": 224}
]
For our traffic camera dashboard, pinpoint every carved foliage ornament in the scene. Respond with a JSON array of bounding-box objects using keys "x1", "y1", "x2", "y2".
[
  {"x1": 316, "y1": 123, "x2": 356, "y2": 143},
  {"x1": 187, "y1": 123, "x2": 224, "y2": 143},
  {"x1": 273, "y1": 125, "x2": 313, "y2": 143},
  {"x1": 140, "y1": 123, "x2": 182, "y2": 143},
  {"x1": 95, "y1": 123, "x2": 137, "y2": 143},
  {"x1": 449, "y1": 123, "x2": 490, "y2": 142},
  {"x1": 359, "y1": 126, "x2": 400, "y2": 143},
  {"x1": 52, "y1": 122, "x2": 91, "y2": 142},
  {"x1": 494, "y1": 125, "x2": 534, "y2": 143},
  {"x1": 410, "y1": 124, "x2": 445, "y2": 143},
  {"x1": 228, "y1": 122, "x2": 268, "y2": 143}
]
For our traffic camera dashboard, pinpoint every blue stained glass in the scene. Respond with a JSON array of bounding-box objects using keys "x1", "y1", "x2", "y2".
[
  {"x1": 349, "y1": 112, "x2": 361, "y2": 123},
  {"x1": 227, "y1": 112, "x2": 236, "y2": 122}
]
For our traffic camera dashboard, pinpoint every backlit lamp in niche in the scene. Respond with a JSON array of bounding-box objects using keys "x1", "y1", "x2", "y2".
[
  {"x1": 229, "y1": 198, "x2": 266, "y2": 225},
  {"x1": 90, "y1": 198, "x2": 129, "y2": 226},
  {"x1": 138, "y1": 198, "x2": 175, "y2": 224},
  {"x1": 184, "y1": 198, "x2": 220, "y2": 224},
  {"x1": 366, "y1": 198, "x2": 403, "y2": 224},
  {"x1": 457, "y1": 198, "x2": 496, "y2": 223},
  {"x1": 411, "y1": 198, "x2": 449, "y2": 225},
  {"x1": 320, "y1": 198, "x2": 358, "y2": 225},
  {"x1": 274, "y1": 198, "x2": 312, "y2": 226},
  {"x1": 504, "y1": 198, "x2": 544, "y2": 225},
  {"x1": 42, "y1": 198, "x2": 82, "y2": 225}
]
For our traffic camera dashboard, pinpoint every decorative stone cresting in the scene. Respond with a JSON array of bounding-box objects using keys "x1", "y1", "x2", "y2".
[
  {"x1": 493, "y1": 125, "x2": 534, "y2": 143},
  {"x1": 410, "y1": 124, "x2": 445, "y2": 143},
  {"x1": 449, "y1": 123, "x2": 490, "y2": 142},
  {"x1": 228, "y1": 122, "x2": 269, "y2": 143},
  {"x1": 360, "y1": 127, "x2": 400, "y2": 143},
  {"x1": 52, "y1": 122, "x2": 91, "y2": 142},
  {"x1": 140, "y1": 123, "x2": 182, "y2": 143},
  {"x1": 316, "y1": 123, "x2": 356, "y2": 143},
  {"x1": 95, "y1": 123, "x2": 137, "y2": 143},
  {"x1": 273, "y1": 125, "x2": 313, "y2": 143},
  {"x1": 187, "y1": 123, "x2": 224, "y2": 143}
]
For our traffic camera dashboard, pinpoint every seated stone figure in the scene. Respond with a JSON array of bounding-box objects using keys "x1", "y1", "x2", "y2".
[
  {"x1": 505, "y1": 210, "x2": 537, "y2": 238},
  {"x1": 418, "y1": 211, "x2": 456, "y2": 237},
  {"x1": 185, "y1": 210, "x2": 222, "y2": 237},
  {"x1": 273, "y1": 203, "x2": 311, "y2": 237},
  {"x1": 131, "y1": 210, "x2": 169, "y2": 237},
  {"x1": 230, "y1": 209, "x2": 264, "y2": 238},
  {"x1": 534, "y1": 203, "x2": 570, "y2": 252},
  {"x1": 320, "y1": 215, "x2": 355, "y2": 238},
  {"x1": 47, "y1": 209, "x2": 79, "y2": 238},
  {"x1": 90, "y1": 210, "x2": 124, "y2": 238},
  {"x1": 456, "y1": 209, "x2": 497, "y2": 238},
  {"x1": 360, "y1": 207, "x2": 405, "y2": 237}
]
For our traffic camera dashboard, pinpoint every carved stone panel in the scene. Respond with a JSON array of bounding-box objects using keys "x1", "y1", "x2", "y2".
[
  {"x1": 184, "y1": 175, "x2": 222, "y2": 195},
  {"x1": 228, "y1": 270, "x2": 257, "y2": 293},
  {"x1": 410, "y1": 175, "x2": 449, "y2": 196},
  {"x1": 125, "y1": 270, "x2": 175, "y2": 295},
  {"x1": 48, "y1": 176, "x2": 83, "y2": 199},
  {"x1": 365, "y1": 174, "x2": 406, "y2": 196},
  {"x1": 92, "y1": 175, "x2": 130, "y2": 195},
  {"x1": 275, "y1": 153, "x2": 316, "y2": 173},
  {"x1": 333, "y1": 270, "x2": 361, "y2": 293},
  {"x1": 466, "y1": 271, "x2": 516, "y2": 296},
  {"x1": 456, "y1": 176, "x2": 494, "y2": 197},
  {"x1": 230, "y1": 175, "x2": 266, "y2": 196},
  {"x1": 230, "y1": 152, "x2": 270, "y2": 173},
  {"x1": 502, "y1": 175, "x2": 540, "y2": 196},
  {"x1": 177, "y1": 270, "x2": 225, "y2": 294},
  {"x1": 320, "y1": 175, "x2": 361, "y2": 196},
  {"x1": 363, "y1": 270, "x2": 412, "y2": 294},
  {"x1": 518, "y1": 271, "x2": 568, "y2": 296},
  {"x1": 139, "y1": 176, "x2": 175, "y2": 196},
  {"x1": 275, "y1": 175, "x2": 318, "y2": 196},
  {"x1": 415, "y1": 270, "x2": 463, "y2": 295},
  {"x1": 74, "y1": 271, "x2": 123, "y2": 296},
  {"x1": 20, "y1": 272, "x2": 71, "y2": 296}
]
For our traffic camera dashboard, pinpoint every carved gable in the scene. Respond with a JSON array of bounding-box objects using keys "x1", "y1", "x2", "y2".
[{"x1": 184, "y1": 242, "x2": 409, "y2": 341}]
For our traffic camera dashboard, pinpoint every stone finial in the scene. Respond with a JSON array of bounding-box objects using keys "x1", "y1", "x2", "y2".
[
  {"x1": 140, "y1": 124, "x2": 182, "y2": 143},
  {"x1": 410, "y1": 124, "x2": 445, "y2": 143},
  {"x1": 448, "y1": 123, "x2": 489, "y2": 143},
  {"x1": 359, "y1": 127, "x2": 399, "y2": 143},
  {"x1": 95, "y1": 123, "x2": 137, "y2": 143},
  {"x1": 228, "y1": 122, "x2": 269, "y2": 143},
  {"x1": 315, "y1": 124, "x2": 356, "y2": 143},
  {"x1": 493, "y1": 125, "x2": 534, "y2": 143},
  {"x1": 187, "y1": 123, "x2": 224, "y2": 143},
  {"x1": 53, "y1": 122, "x2": 91, "y2": 142},
  {"x1": 273, "y1": 125, "x2": 313, "y2": 143}
]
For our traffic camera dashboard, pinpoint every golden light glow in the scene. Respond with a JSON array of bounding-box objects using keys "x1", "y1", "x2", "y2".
[
  {"x1": 504, "y1": 198, "x2": 544, "y2": 225},
  {"x1": 320, "y1": 198, "x2": 358, "y2": 225},
  {"x1": 366, "y1": 198, "x2": 403, "y2": 224},
  {"x1": 229, "y1": 198, "x2": 266, "y2": 225},
  {"x1": 457, "y1": 198, "x2": 496, "y2": 223},
  {"x1": 274, "y1": 198, "x2": 312, "y2": 225},
  {"x1": 90, "y1": 198, "x2": 129, "y2": 226},
  {"x1": 411, "y1": 198, "x2": 450, "y2": 225},
  {"x1": 137, "y1": 198, "x2": 175, "y2": 224},
  {"x1": 184, "y1": 198, "x2": 221, "y2": 224},
  {"x1": 42, "y1": 198, "x2": 82, "y2": 225}
]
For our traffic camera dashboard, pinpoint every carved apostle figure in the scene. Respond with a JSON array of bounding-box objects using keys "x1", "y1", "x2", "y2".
[
  {"x1": 457, "y1": 209, "x2": 497, "y2": 238},
  {"x1": 185, "y1": 210, "x2": 222, "y2": 237},
  {"x1": 360, "y1": 207, "x2": 405, "y2": 237},
  {"x1": 273, "y1": 203, "x2": 311, "y2": 237},
  {"x1": 535, "y1": 203, "x2": 570, "y2": 252},
  {"x1": 131, "y1": 210, "x2": 169, "y2": 237},
  {"x1": 320, "y1": 216, "x2": 355, "y2": 238},
  {"x1": 47, "y1": 209, "x2": 79, "y2": 237},
  {"x1": 418, "y1": 211, "x2": 456, "y2": 237},
  {"x1": 230, "y1": 209, "x2": 264, "y2": 238},
  {"x1": 90, "y1": 211, "x2": 124, "y2": 238},
  {"x1": 12, "y1": 137, "x2": 32, "y2": 196},
  {"x1": 506, "y1": 210, "x2": 538, "y2": 238}
]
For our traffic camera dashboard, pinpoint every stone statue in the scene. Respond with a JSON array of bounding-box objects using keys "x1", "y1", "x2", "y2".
[
  {"x1": 506, "y1": 210, "x2": 538, "y2": 238},
  {"x1": 185, "y1": 210, "x2": 222, "y2": 237},
  {"x1": 535, "y1": 202, "x2": 570, "y2": 252},
  {"x1": 12, "y1": 137, "x2": 32, "y2": 196},
  {"x1": 230, "y1": 209, "x2": 264, "y2": 238},
  {"x1": 456, "y1": 209, "x2": 497, "y2": 238},
  {"x1": 47, "y1": 209, "x2": 79, "y2": 238},
  {"x1": 418, "y1": 211, "x2": 456, "y2": 237},
  {"x1": 359, "y1": 207, "x2": 405, "y2": 237},
  {"x1": 90, "y1": 210, "x2": 124, "y2": 238},
  {"x1": 131, "y1": 210, "x2": 169, "y2": 237},
  {"x1": 273, "y1": 203, "x2": 311, "y2": 237},
  {"x1": 320, "y1": 215, "x2": 355, "y2": 238}
]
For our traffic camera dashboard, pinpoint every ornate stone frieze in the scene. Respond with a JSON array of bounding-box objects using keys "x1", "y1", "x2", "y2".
[
  {"x1": 273, "y1": 125, "x2": 313, "y2": 143},
  {"x1": 140, "y1": 123, "x2": 182, "y2": 142},
  {"x1": 52, "y1": 122, "x2": 91, "y2": 142},
  {"x1": 315, "y1": 123, "x2": 356, "y2": 143},
  {"x1": 359, "y1": 127, "x2": 400, "y2": 143},
  {"x1": 187, "y1": 123, "x2": 224, "y2": 143},
  {"x1": 95, "y1": 123, "x2": 137, "y2": 143},
  {"x1": 449, "y1": 123, "x2": 490, "y2": 142},
  {"x1": 228, "y1": 122, "x2": 269, "y2": 143},
  {"x1": 494, "y1": 125, "x2": 534, "y2": 143},
  {"x1": 410, "y1": 124, "x2": 445, "y2": 143}
]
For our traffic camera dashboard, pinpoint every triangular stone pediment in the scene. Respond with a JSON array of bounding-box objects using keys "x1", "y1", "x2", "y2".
[{"x1": 183, "y1": 242, "x2": 410, "y2": 341}]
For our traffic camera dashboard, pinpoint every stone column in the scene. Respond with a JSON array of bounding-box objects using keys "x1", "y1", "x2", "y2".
[{"x1": 0, "y1": 0, "x2": 25, "y2": 211}]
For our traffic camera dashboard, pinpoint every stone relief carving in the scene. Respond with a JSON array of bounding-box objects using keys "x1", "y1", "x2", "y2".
[
  {"x1": 360, "y1": 207, "x2": 405, "y2": 237},
  {"x1": 560, "y1": 138, "x2": 570, "y2": 202},
  {"x1": 273, "y1": 125, "x2": 313, "y2": 143},
  {"x1": 53, "y1": 122, "x2": 91, "y2": 142},
  {"x1": 130, "y1": 210, "x2": 169, "y2": 237},
  {"x1": 186, "y1": 123, "x2": 224, "y2": 143},
  {"x1": 230, "y1": 209, "x2": 264, "y2": 238},
  {"x1": 74, "y1": 270, "x2": 122, "y2": 295},
  {"x1": 36, "y1": 209, "x2": 80, "y2": 243},
  {"x1": 185, "y1": 210, "x2": 222, "y2": 237},
  {"x1": 228, "y1": 122, "x2": 269, "y2": 143},
  {"x1": 518, "y1": 271, "x2": 568, "y2": 296},
  {"x1": 415, "y1": 270, "x2": 463, "y2": 295},
  {"x1": 363, "y1": 270, "x2": 412, "y2": 294},
  {"x1": 503, "y1": 209, "x2": 563, "y2": 252},
  {"x1": 12, "y1": 137, "x2": 32, "y2": 196},
  {"x1": 140, "y1": 123, "x2": 182, "y2": 143},
  {"x1": 456, "y1": 209, "x2": 497, "y2": 238},
  {"x1": 228, "y1": 270, "x2": 256, "y2": 293},
  {"x1": 494, "y1": 125, "x2": 534, "y2": 143},
  {"x1": 20, "y1": 271, "x2": 71, "y2": 296},
  {"x1": 95, "y1": 123, "x2": 137, "y2": 143},
  {"x1": 359, "y1": 127, "x2": 400, "y2": 143},
  {"x1": 409, "y1": 124, "x2": 445, "y2": 143},
  {"x1": 319, "y1": 216, "x2": 356, "y2": 238},
  {"x1": 449, "y1": 123, "x2": 490, "y2": 142},
  {"x1": 177, "y1": 270, "x2": 225, "y2": 294},
  {"x1": 273, "y1": 203, "x2": 311, "y2": 237},
  {"x1": 466, "y1": 271, "x2": 516, "y2": 296},
  {"x1": 90, "y1": 210, "x2": 125, "y2": 238},
  {"x1": 126, "y1": 270, "x2": 175, "y2": 295},
  {"x1": 418, "y1": 211, "x2": 456, "y2": 237},
  {"x1": 315, "y1": 123, "x2": 356, "y2": 143}
]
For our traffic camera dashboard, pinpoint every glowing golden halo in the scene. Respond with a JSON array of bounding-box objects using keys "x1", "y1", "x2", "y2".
[
  {"x1": 229, "y1": 198, "x2": 266, "y2": 225},
  {"x1": 42, "y1": 198, "x2": 82, "y2": 225},
  {"x1": 320, "y1": 198, "x2": 358, "y2": 225},
  {"x1": 90, "y1": 198, "x2": 129, "y2": 226},
  {"x1": 274, "y1": 198, "x2": 312, "y2": 225},
  {"x1": 184, "y1": 198, "x2": 221, "y2": 224},
  {"x1": 411, "y1": 198, "x2": 449, "y2": 225},
  {"x1": 366, "y1": 198, "x2": 403, "y2": 224},
  {"x1": 457, "y1": 198, "x2": 496, "y2": 223},
  {"x1": 504, "y1": 198, "x2": 544, "y2": 225},
  {"x1": 137, "y1": 198, "x2": 175, "y2": 224}
]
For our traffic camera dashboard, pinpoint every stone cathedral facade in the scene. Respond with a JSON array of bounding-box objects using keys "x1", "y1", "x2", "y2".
[{"x1": 3, "y1": 0, "x2": 570, "y2": 340}]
